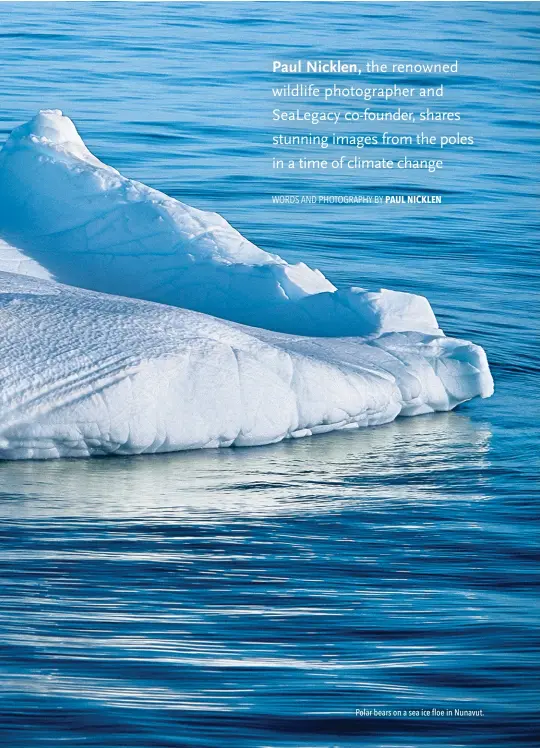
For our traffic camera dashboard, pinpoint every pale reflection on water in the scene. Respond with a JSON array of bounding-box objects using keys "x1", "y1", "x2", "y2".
[{"x1": 0, "y1": 412, "x2": 491, "y2": 521}]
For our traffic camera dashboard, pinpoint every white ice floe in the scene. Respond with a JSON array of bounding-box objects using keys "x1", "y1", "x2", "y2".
[
  {"x1": 0, "y1": 110, "x2": 439, "y2": 337},
  {"x1": 0, "y1": 272, "x2": 492, "y2": 459},
  {"x1": 0, "y1": 111, "x2": 493, "y2": 459}
]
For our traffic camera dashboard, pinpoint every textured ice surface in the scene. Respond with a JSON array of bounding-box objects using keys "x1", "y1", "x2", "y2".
[
  {"x1": 0, "y1": 112, "x2": 494, "y2": 459},
  {"x1": 0, "y1": 110, "x2": 439, "y2": 336},
  {"x1": 0, "y1": 272, "x2": 493, "y2": 459}
]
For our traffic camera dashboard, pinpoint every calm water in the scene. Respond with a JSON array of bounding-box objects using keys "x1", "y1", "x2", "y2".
[{"x1": 0, "y1": 2, "x2": 539, "y2": 746}]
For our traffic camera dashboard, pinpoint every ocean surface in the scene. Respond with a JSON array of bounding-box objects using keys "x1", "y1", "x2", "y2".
[{"x1": 0, "y1": 2, "x2": 539, "y2": 746}]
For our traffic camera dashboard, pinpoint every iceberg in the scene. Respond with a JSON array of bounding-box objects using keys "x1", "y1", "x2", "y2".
[
  {"x1": 0, "y1": 110, "x2": 439, "y2": 337},
  {"x1": 0, "y1": 272, "x2": 492, "y2": 459},
  {"x1": 0, "y1": 111, "x2": 493, "y2": 459}
]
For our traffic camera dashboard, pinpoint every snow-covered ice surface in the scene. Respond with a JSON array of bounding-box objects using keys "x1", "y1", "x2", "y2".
[
  {"x1": 0, "y1": 110, "x2": 439, "y2": 337},
  {"x1": 0, "y1": 111, "x2": 493, "y2": 459},
  {"x1": 0, "y1": 271, "x2": 492, "y2": 459}
]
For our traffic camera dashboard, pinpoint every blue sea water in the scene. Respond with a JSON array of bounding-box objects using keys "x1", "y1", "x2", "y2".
[{"x1": 0, "y1": 2, "x2": 539, "y2": 746}]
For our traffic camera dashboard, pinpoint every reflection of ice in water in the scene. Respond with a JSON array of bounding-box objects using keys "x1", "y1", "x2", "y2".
[{"x1": 0, "y1": 412, "x2": 491, "y2": 520}]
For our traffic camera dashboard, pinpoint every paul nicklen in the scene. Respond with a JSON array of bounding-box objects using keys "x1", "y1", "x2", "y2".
[
  {"x1": 273, "y1": 60, "x2": 362, "y2": 74},
  {"x1": 386, "y1": 195, "x2": 443, "y2": 203}
]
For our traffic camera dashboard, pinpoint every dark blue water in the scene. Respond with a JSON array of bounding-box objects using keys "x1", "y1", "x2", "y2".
[{"x1": 0, "y1": 3, "x2": 539, "y2": 746}]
